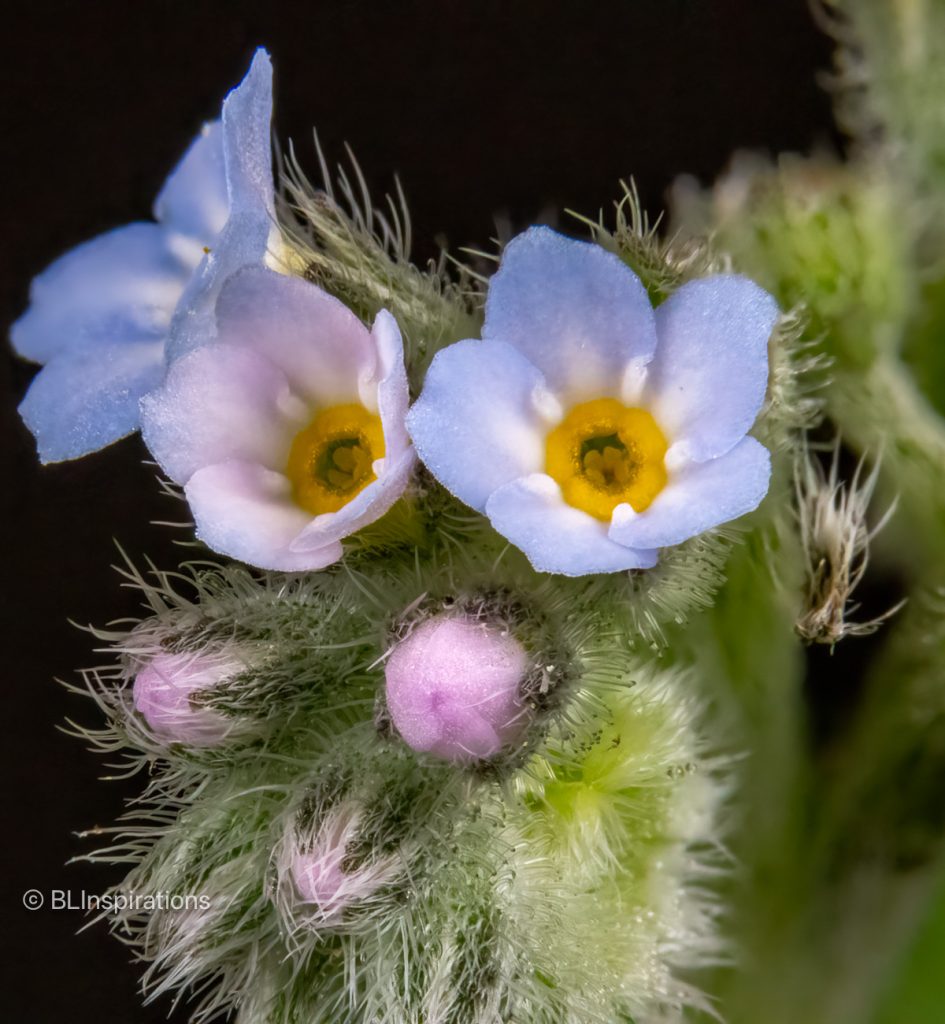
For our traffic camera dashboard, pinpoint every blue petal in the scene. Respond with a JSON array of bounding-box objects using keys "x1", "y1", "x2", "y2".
[
  {"x1": 646, "y1": 276, "x2": 779, "y2": 461},
  {"x1": 483, "y1": 226, "x2": 658, "y2": 403},
  {"x1": 608, "y1": 436, "x2": 771, "y2": 549},
  {"x1": 222, "y1": 48, "x2": 274, "y2": 219},
  {"x1": 10, "y1": 223, "x2": 185, "y2": 365},
  {"x1": 485, "y1": 474, "x2": 658, "y2": 576},
  {"x1": 154, "y1": 121, "x2": 228, "y2": 244},
  {"x1": 165, "y1": 214, "x2": 275, "y2": 361},
  {"x1": 18, "y1": 339, "x2": 165, "y2": 463},
  {"x1": 165, "y1": 50, "x2": 275, "y2": 362},
  {"x1": 406, "y1": 339, "x2": 548, "y2": 512}
]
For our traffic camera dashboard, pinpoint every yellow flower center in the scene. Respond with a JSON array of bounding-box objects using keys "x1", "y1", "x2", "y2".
[
  {"x1": 286, "y1": 403, "x2": 385, "y2": 515},
  {"x1": 544, "y1": 398, "x2": 668, "y2": 520}
]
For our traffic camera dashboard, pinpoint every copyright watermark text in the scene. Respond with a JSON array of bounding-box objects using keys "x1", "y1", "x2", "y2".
[{"x1": 22, "y1": 888, "x2": 211, "y2": 912}]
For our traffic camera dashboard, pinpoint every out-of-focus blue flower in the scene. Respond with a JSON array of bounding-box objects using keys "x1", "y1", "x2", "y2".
[
  {"x1": 407, "y1": 226, "x2": 778, "y2": 576},
  {"x1": 140, "y1": 269, "x2": 415, "y2": 572},
  {"x1": 12, "y1": 49, "x2": 276, "y2": 463}
]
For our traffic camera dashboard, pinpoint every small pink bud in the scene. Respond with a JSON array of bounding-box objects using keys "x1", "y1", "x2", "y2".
[
  {"x1": 290, "y1": 804, "x2": 400, "y2": 922},
  {"x1": 384, "y1": 615, "x2": 531, "y2": 761},
  {"x1": 132, "y1": 650, "x2": 244, "y2": 746},
  {"x1": 291, "y1": 814, "x2": 353, "y2": 910}
]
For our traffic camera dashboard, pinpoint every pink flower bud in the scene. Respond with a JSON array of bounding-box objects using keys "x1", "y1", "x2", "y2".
[
  {"x1": 384, "y1": 615, "x2": 531, "y2": 762},
  {"x1": 291, "y1": 818, "x2": 351, "y2": 910},
  {"x1": 132, "y1": 650, "x2": 244, "y2": 746},
  {"x1": 290, "y1": 804, "x2": 401, "y2": 923}
]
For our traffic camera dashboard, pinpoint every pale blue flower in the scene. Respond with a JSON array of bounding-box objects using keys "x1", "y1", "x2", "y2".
[
  {"x1": 12, "y1": 49, "x2": 276, "y2": 463},
  {"x1": 407, "y1": 226, "x2": 778, "y2": 576},
  {"x1": 140, "y1": 269, "x2": 415, "y2": 572}
]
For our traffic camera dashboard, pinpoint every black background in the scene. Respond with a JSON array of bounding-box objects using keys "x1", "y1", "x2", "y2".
[{"x1": 1, "y1": 2, "x2": 835, "y2": 1020}]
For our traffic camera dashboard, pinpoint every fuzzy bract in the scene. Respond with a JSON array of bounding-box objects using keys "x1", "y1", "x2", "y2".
[
  {"x1": 407, "y1": 226, "x2": 778, "y2": 575},
  {"x1": 12, "y1": 49, "x2": 276, "y2": 463},
  {"x1": 140, "y1": 268, "x2": 416, "y2": 571},
  {"x1": 384, "y1": 615, "x2": 531, "y2": 761}
]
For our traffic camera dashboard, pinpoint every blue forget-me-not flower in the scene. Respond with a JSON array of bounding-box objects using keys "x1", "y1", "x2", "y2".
[
  {"x1": 12, "y1": 49, "x2": 276, "y2": 463},
  {"x1": 407, "y1": 226, "x2": 778, "y2": 576}
]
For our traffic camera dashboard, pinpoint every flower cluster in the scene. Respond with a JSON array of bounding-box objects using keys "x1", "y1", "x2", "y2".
[
  {"x1": 10, "y1": 48, "x2": 784, "y2": 1024},
  {"x1": 16, "y1": 14, "x2": 945, "y2": 1024},
  {"x1": 13, "y1": 54, "x2": 777, "y2": 578}
]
